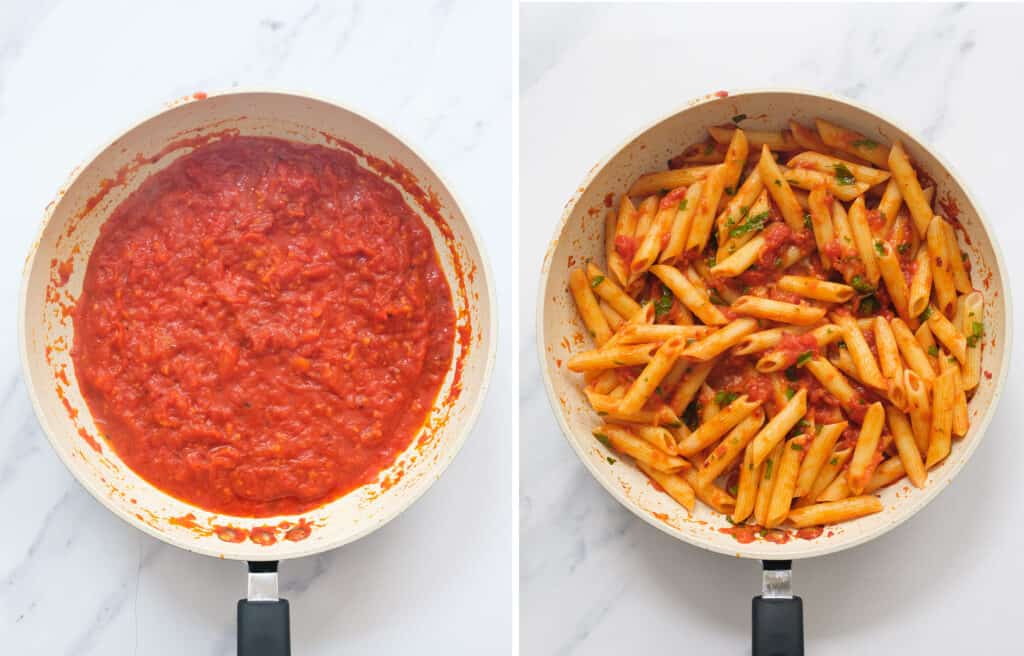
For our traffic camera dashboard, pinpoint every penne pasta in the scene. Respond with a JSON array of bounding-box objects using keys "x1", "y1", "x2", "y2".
[
  {"x1": 598, "y1": 424, "x2": 690, "y2": 474},
  {"x1": 925, "y1": 369, "x2": 956, "y2": 469},
  {"x1": 567, "y1": 343, "x2": 657, "y2": 372},
  {"x1": 847, "y1": 197, "x2": 881, "y2": 285},
  {"x1": 886, "y1": 405, "x2": 926, "y2": 488},
  {"x1": 649, "y1": 264, "x2": 728, "y2": 326},
  {"x1": 754, "y1": 441, "x2": 786, "y2": 527},
  {"x1": 757, "y1": 144, "x2": 806, "y2": 231},
  {"x1": 888, "y1": 141, "x2": 932, "y2": 238},
  {"x1": 766, "y1": 435, "x2": 808, "y2": 528},
  {"x1": 847, "y1": 402, "x2": 884, "y2": 494},
  {"x1": 639, "y1": 462, "x2": 697, "y2": 513},
  {"x1": 708, "y1": 125, "x2": 798, "y2": 151},
  {"x1": 961, "y1": 291, "x2": 984, "y2": 390},
  {"x1": 815, "y1": 118, "x2": 890, "y2": 168},
  {"x1": 680, "y1": 317, "x2": 760, "y2": 361},
  {"x1": 777, "y1": 276, "x2": 854, "y2": 304},
  {"x1": 794, "y1": 421, "x2": 846, "y2": 498},
  {"x1": 569, "y1": 268, "x2": 613, "y2": 345},
  {"x1": 890, "y1": 317, "x2": 936, "y2": 382},
  {"x1": 677, "y1": 396, "x2": 762, "y2": 456},
  {"x1": 787, "y1": 495, "x2": 884, "y2": 528},
  {"x1": 732, "y1": 295, "x2": 827, "y2": 326},
  {"x1": 834, "y1": 313, "x2": 886, "y2": 390},
  {"x1": 698, "y1": 409, "x2": 765, "y2": 488},
  {"x1": 786, "y1": 151, "x2": 890, "y2": 187},
  {"x1": 928, "y1": 307, "x2": 967, "y2": 364},
  {"x1": 749, "y1": 388, "x2": 808, "y2": 466},
  {"x1": 732, "y1": 444, "x2": 762, "y2": 524},
  {"x1": 778, "y1": 165, "x2": 870, "y2": 202},
  {"x1": 659, "y1": 182, "x2": 704, "y2": 264},
  {"x1": 926, "y1": 217, "x2": 957, "y2": 317},
  {"x1": 807, "y1": 186, "x2": 835, "y2": 268},
  {"x1": 628, "y1": 166, "x2": 715, "y2": 197},
  {"x1": 588, "y1": 262, "x2": 642, "y2": 319},
  {"x1": 618, "y1": 338, "x2": 685, "y2": 415}
]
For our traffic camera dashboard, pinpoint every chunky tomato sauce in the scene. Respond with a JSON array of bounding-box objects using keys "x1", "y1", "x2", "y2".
[{"x1": 72, "y1": 136, "x2": 455, "y2": 516}]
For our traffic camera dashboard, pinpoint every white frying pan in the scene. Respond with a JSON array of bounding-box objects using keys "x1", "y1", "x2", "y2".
[
  {"x1": 20, "y1": 90, "x2": 496, "y2": 655},
  {"x1": 537, "y1": 89, "x2": 1010, "y2": 655}
]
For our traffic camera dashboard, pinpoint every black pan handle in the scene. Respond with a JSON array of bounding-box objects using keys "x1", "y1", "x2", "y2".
[
  {"x1": 238, "y1": 561, "x2": 291, "y2": 656},
  {"x1": 752, "y1": 559, "x2": 803, "y2": 656}
]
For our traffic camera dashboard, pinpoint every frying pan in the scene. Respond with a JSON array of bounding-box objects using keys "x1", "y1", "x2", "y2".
[
  {"x1": 537, "y1": 89, "x2": 1010, "y2": 655},
  {"x1": 20, "y1": 90, "x2": 496, "y2": 655}
]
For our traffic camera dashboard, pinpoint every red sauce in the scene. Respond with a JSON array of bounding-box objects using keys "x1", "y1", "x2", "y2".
[
  {"x1": 720, "y1": 525, "x2": 758, "y2": 543},
  {"x1": 796, "y1": 526, "x2": 824, "y2": 540},
  {"x1": 615, "y1": 235, "x2": 638, "y2": 263},
  {"x1": 660, "y1": 186, "x2": 688, "y2": 208},
  {"x1": 774, "y1": 332, "x2": 820, "y2": 369},
  {"x1": 866, "y1": 208, "x2": 885, "y2": 230},
  {"x1": 72, "y1": 136, "x2": 455, "y2": 517}
]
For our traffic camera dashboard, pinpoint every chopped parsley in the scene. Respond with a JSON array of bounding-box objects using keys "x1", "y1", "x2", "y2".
[
  {"x1": 795, "y1": 350, "x2": 814, "y2": 367},
  {"x1": 874, "y1": 241, "x2": 885, "y2": 256},
  {"x1": 784, "y1": 387, "x2": 796, "y2": 400},
  {"x1": 704, "y1": 142, "x2": 715, "y2": 156},
  {"x1": 791, "y1": 442, "x2": 804, "y2": 451},
  {"x1": 833, "y1": 163, "x2": 856, "y2": 185},
  {"x1": 967, "y1": 321, "x2": 985, "y2": 347},
  {"x1": 594, "y1": 432, "x2": 611, "y2": 448},
  {"x1": 732, "y1": 113, "x2": 747, "y2": 124},
  {"x1": 850, "y1": 275, "x2": 874, "y2": 294},
  {"x1": 725, "y1": 186, "x2": 736, "y2": 196},
  {"x1": 774, "y1": 257, "x2": 783, "y2": 268},
  {"x1": 897, "y1": 242, "x2": 912, "y2": 255},
  {"x1": 774, "y1": 179, "x2": 782, "y2": 187},
  {"x1": 927, "y1": 344, "x2": 939, "y2": 357},
  {"x1": 785, "y1": 366, "x2": 799, "y2": 381},
  {"x1": 606, "y1": 456, "x2": 617, "y2": 465},
  {"x1": 837, "y1": 340, "x2": 847, "y2": 349},
  {"x1": 654, "y1": 285, "x2": 674, "y2": 318},
  {"x1": 852, "y1": 138, "x2": 879, "y2": 149},
  {"x1": 727, "y1": 483, "x2": 739, "y2": 496},
  {"x1": 708, "y1": 289, "x2": 728, "y2": 306},
  {"x1": 919, "y1": 306, "x2": 933, "y2": 321},
  {"x1": 803, "y1": 213, "x2": 813, "y2": 229},
  {"x1": 715, "y1": 390, "x2": 739, "y2": 406},
  {"x1": 764, "y1": 458, "x2": 774, "y2": 480},
  {"x1": 678, "y1": 199, "x2": 688, "y2": 212},
  {"x1": 858, "y1": 295, "x2": 880, "y2": 315},
  {"x1": 729, "y1": 210, "x2": 770, "y2": 238},
  {"x1": 590, "y1": 275, "x2": 605, "y2": 289},
  {"x1": 706, "y1": 254, "x2": 717, "y2": 268},
  {"x1": 829, "y1": 456, "x2": 839, "y2": 466}
]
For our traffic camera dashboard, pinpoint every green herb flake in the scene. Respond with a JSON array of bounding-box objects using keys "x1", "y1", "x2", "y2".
[
  {"x1": 850, "y1": 275, "x2": 874, "y2": 294},
  {"x1": 897, "y1": 242, "x2": 912, "y2": 254},
  {"x1": 708, "y1": 289, "x2": 728, "y2": 306},
  {"x1": 732, "y1": 113, "x2": 747, "y2": 124},
  {"x1": 967, "y1": 321, "x2": 985, "y2": 347},
  {"x1": 727, "y1": 484, "x2": 739, "y2": 496},
  {"x1": 725, "y1": 186, "x2": 736, "y2": 196},
  {"x1": 706, "y1": 254, "x2": 717, "y2": 268},
  {"x1": 606, "y1": 456, "x2": 617, "y2": 465},
  {"x1": 774, "y1": 179, "x2": 782, "y2": 187},
  {"x1": 704, "y1": 142, "x2": 715, "y2": 156},
  {"x1": 829, "y1": 456, "x2": 839, "y2": 466},
  {"x1": 791, "y1": 442, "x2": 804, "y2": 451},
  {"x1": 803, "y1": 213, "x2": 813, "y2": 229},
  {"x1": 729, "y1": 210, "x2": 770, "y2": 238},
  {"x1": 654, "y1": 285, "x2": 674, "y2": 318},
  {"x1": 785, "y1": 366, "x2": 799, "y2": 381},
  {"x1": 678, "y1": 199, "x2": 688, "y2": 212},
  {"x1": 927, "y1": 344, "x2": 939, "y2": 357},
  {"x1": 764, "y1": 458, "x2": 774, "y2": 480},
  {"x1": 714, "y1": 390, "x2": 739, "y2": 406},
  {"x1": 796, "y1": 350, "x2": 814, "y2": 367},
  {"x1": 837, "y1": 340, "x2": 847, "y2": 349},
  {"x1": 852, "y1": 138, "x2": 879, "y2": 149},
  {"x1": 919, "y1": 306, "x2": 933, "y2": 321},
  {"x1": 834, "y1": 163, "x2": 856, "y2": 186},
  {"x1": 594, "y1": 433, "x2": 612, "y2": 448},
  {"x1": 859, "y1": 295, "x2": 880, "y2": 315},
  {"x1": 597, "y1": 411, "x2": 608, "y2": 416},
  {"x1": 590, "y1": 275, "x2": 605, "y2": 289},
  {"x1": 774, "y1": 257, "x2": 783, "y2": 268},
  {"x1": 785, "y1": 387, "x2": 796, "y2": 400},
  {"x1": 874, "y1": 241, "x2": 885, "y2": 256}
]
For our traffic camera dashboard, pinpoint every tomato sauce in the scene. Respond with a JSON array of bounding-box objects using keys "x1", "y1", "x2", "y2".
[{"x1": 72, "y1": 136, "x2": 455, "y2": 517}]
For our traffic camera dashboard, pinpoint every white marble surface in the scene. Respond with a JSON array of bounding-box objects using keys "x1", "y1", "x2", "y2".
[
  {"x1": 521, "y1": 3, "x2": 1023, "y2": 655},
  {"x1": 1, "y1": 1, "x2": 514, "y2": 654}
]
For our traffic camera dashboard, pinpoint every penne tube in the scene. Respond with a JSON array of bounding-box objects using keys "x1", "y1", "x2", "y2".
[
  {"x1": 683, "y1": 468, "x2": 736, "y2": 514},
  {"x1": 877, "y1": 240, "x2": 910, "y2": 321},
  {"x1": 685, "y1": 163, "x2": 729, "y2": 254},
  {"x1": 618, "y1": 338, "x2": 684, "y2": 415},
  {"x1": 569, "y1": 268, "x2": 613, "y2": 346},
  {"x1": 961, "y1": 291, "x2": 984, "y2": 390},
  {"x1": 616, "y1": 323, "x2": 713, "y2": 345},
  {"x1": 638, "y1": 462, "x2": 696, "y2": 513},
  {"x1": 927, "y1": 216, "x2": 957, "y2": 317},
  {"x1": 804, "y1": 357, "x2": 861, "y2": 408},
  {"x1": 698, "y1": 409, "x2": 765, "y2": 488},
  {"x1": 710, "y1": 234, "x2": 765, "y2": 277},
  {"x1": 904, "y1": 369, "x2": 932, "y2": 454},
  {"x1": 649, "y1": 264, "x2": 728, "y2": 325},
  {"x1": 749, "y1": 388, "x2": 808, "y2": 466},
  {"x1": 940, "y1": 355, "x2": 969, "y2": 438},
  {"x1": 886, "y1": 405, "x2": 926, "y2": 488},
  {"x1": 598, "y1": 301, "x2": 624, "y2": 331},
  {"x1": 873, "y1": 316, "x2": 907, "y2": 411},
  {"x1": 834, "y1": 313, "x2": 886, "y2": 389},
  {"x1": 754, "y1": 441, "x2": 786, "y2": 526},
  {"x1": 632, "y1": 191, "x2": 682, "y2": 273},
  {"x1": 807, "y1": 186, "x2": 835, "y2": 268},
  {"x1": 659, "y1": 182, "x2": 703, "y2": 263},
  {"x1": 776, "y1": 275, "x2": 854, "y2": 304},
  {"x1": 668, "y1": 361, "x2": 714, "y2": 416},
  {"x1": 907, "y1": 247, "x2": 933, "y2": 319},
  {"x1": 799, "y1": 447, "x2": 853, "y2": 506},
  {"x1": 817, "y1": 471, "x2": 851, "y2": 503},
  {"x1": 876, "y1": 179, "x2": 902, "y2": 237},
  {"x1": 588, "y1": 262, "x2": 642, "y2": 320},
  {"x1": 602, "y1": 405, "x2": 682, "y2": 428},
  {"x1": 757, "y1": 144, "x2": 806, "y2": 231},
  {"x1": 815, "y1": 118, "x2": 891, "y2": 168},
  {"x1": 848, "y1": 197, "x2": 881, "y2": 285},
  {"x1": 890, "y1": 317, "x2": 936, "y2": 382},
  {"x1": 732, "y1": 444, "x2": 762, "y2": 523},
  {"x1": 568, "y1": 343, "x2": 657, "y2": 372},
  {"x1": 605, "y1": 208, "x2": 624, "y2": 287},
  {"x1": 830, "y1": 198, "x2": 855, "y2": 254},
  {"x1": 680, "y1": 317, "x2": 760, "y2": 362},
  {"x1": 789, "y1": 120, "x2": 830, "y2": 152},
  {"x1": 631, "y1": 196, "x2": 659, "y2": 256},
  {"x1": 928, "y1": 307, "x2": 967, "y2": 364},
  {"x1": 610, "y1": 196, "x2": 638, "y2": 285},
  {"x1": 628, "y1": 166, "x2": 715, "y2": 197},
  {"x1": 864, "y1": 457, "x2": 905, "y2": 493},
  {"x1": 925, "y1": 369, "x2": 956, "y2": 469},
  {"x1": 587, "y1": 371, "x2": 620, "y2": 396},
  {"x1": 914, "y1": 320, "x2": 940, "y2": 371},
  {"x1": 708, "y1": 125, "x2": 798, "y2": 151},
  {"x1": 766, "y1": 435, "x2": 808, "y2": 528},
  {"x1": 786, "y1": 151, "x2": 890, "y2": 187},
  {"x1": 715, "y1": 168, "x2": 763, "y2": 250},
  {"x1": 787, "y1": 495, "x2": 884, "y2": 528},
  {"x1": 735, "y1": 326, "x2": 812, "y2": 356},
  {"x1": 732, "y1": 295, "x2": 827, "y2": 326},
  {"x1": 943, "y1": 220, "x2": 972, "y2": 294},
  {"x1": 717, "y1": 189, "x2": 771, "y2": 258},
  {"x1": 598, "y1": 424, "x2": 690, "y2": 474},
  {"x1": 847, "y1": 402, "x2": 884, "y2": 494},
  {"x1": 755, "y1": 323, "x2": 843, "y2": 373},
  {"x1": 778, "y1": 165, "x2": 870, "y2": 202},
  {"x1": 888, "y1": 141, "x2": 932, "y2": 238},
  {"x1": 677, "y1": 396, "x2": 762, "y2": 456},
  {"x1": 795, "y1": 421, "x2": 847, "y2": 498},
  {"x1": 634, "y1": 425, "x2": 679, "y2": 455}
]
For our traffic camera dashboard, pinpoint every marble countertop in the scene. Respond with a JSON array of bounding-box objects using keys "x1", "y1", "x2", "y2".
[
  {"x1": 1, "y1": 1, "x2": 514, "y2": 654},
  {"x1": 521, "y1": 3, "x2": 1023, "y2": 655}
]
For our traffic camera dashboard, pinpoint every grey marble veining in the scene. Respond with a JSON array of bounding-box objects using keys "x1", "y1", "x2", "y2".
[
  {"x1": 521, "y1": 3, "x2": 1024, "y2": 655},
  {"x1": 0, "y1": 1, "x2": 514, "y2": 654}
]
